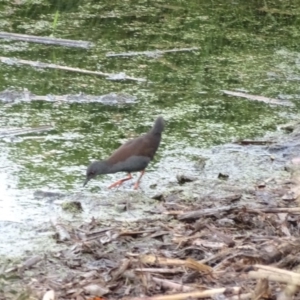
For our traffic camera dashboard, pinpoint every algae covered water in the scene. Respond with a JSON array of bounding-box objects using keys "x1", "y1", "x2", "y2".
[{"x1": 0, "y1": 0, "x2": 299, "y2": 256}]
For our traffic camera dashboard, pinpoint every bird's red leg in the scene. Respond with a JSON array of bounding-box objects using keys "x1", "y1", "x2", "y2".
[
  {"x1": 108, "y1": 173, "x2": 132, "y2": 189},
  {"x1": 134, "y1": 170, "x2": 145, "y2": 190}
]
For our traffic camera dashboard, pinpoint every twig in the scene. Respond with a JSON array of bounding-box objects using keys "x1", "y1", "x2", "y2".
[
  {"x1": 0, "y1": 56, "x2": 147, "y2": 82},
  {"x1": 51, "y1": 219, "x2": 71, "y2": 242},
  {"x1": 127, "y1": 286, "x2": 241, "y2": 300},
  {"x1": 5, "y1": 255, "x2": 42, "y2": 274},
  {"x1": 0, "y1": 31, "x2": 93, "y2": 49},
  {"x1": 0, "y1": 125, "x2": 54, "y2": 138},
  {"x1": 152, "y1": 277, "x2": 194, "y2": 292},
  {"x1": 247, "y1": 207, "x2": 300, "y2": 214},
  {"x1": 252, "y1": 279, "x2": 270, "y2": 300},
  {"x1": 139, "y1": 254, "x2": 212, "y2": 273},
  {"x1": 255, "y1": 264, "x2": 300, "y2": 278},
  {"x1": 179, "y1": 205, "x2": 236, "y2": 220},
  {"x1": 222, "y1": 90, "x2": 294, "y2": 107},
  {"x1": 135, "y1": 267, "x2": 184, "y2": 274},
  {"x1": 249, "y1": 264, "x2": 300, "y2": 287},
  {"x1": 248, "y1": 270, "x2": 300, "y2": 286}
]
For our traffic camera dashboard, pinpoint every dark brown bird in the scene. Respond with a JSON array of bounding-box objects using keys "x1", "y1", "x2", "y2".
[{"x1": 83, "y1": 116, "x2": 164, "y2": 189}]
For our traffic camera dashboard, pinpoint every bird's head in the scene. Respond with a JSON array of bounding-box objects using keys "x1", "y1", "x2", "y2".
[{"x1": 83, "y1": 160, "x2": 108, "y2": 187}]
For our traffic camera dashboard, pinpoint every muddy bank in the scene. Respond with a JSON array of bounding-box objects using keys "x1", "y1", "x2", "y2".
[{"x1": 2, "y1": 121, "x2": 300, "y2": 299}]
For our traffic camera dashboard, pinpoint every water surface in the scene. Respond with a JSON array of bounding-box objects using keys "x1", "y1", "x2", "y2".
[{"x1": 0, "y1": 0, "x2": 299, "y2": 256}]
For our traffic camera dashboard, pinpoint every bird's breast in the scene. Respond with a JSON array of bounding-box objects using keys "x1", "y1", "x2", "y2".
[{"x1": 109, "y1": 155, "x2": 151, "y2": 173}]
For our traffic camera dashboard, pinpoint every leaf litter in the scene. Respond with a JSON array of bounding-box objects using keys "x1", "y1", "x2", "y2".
[{"x1": 3, "y1": 122, "x2": 300, "y2": 299}]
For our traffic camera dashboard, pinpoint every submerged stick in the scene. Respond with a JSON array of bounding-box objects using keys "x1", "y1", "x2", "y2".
[
  {"x1": 222, "y1": 90, "x2": 294, "y2": 107},
  {"x1": 106, "y1": 47, "x2": 199, "y2": 58},
  {"x1": 0, "y1": 56, "x2": 146, "y2": 82},
  {"x1": 0, "y1": 125, "x2": 54, "y2": 138},
  {"x1": 0, "y1": 31, "x2": 93, "y2": 49}
]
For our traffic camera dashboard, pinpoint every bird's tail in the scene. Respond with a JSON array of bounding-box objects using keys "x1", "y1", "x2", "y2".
[{"x1": 151, "y1": 116, "x2": 165, "y2": 135}]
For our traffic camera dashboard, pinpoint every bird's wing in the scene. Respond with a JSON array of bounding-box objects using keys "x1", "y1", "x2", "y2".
[{"x1": 107, "y1": 134, "x2": 158, "y2": 165}]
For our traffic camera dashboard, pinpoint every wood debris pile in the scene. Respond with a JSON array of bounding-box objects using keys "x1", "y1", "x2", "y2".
[{"x1": 3, "y1": 178, "x2": 300, "y2": 300}]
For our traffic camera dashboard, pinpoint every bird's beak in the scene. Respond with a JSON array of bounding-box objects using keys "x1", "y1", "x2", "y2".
[{"x1": 83, "y1": 178, "x2": 89, "y2": 187}]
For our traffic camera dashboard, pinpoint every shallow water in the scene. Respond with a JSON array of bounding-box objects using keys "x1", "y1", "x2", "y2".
[{"x1": 0, "y1": 0, "x2": 299, "y2": 257}]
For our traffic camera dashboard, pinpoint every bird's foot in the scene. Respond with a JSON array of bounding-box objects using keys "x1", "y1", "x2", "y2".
[
  {"x1": 133, "y1": 170, "x2": 144, "y2": 190},
  {"x1": 108, "y1": 174, "x2": 133, "y2": 189},
  {"x1": 108, "y1": 180, "x2": 123, "y2": 189}
]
